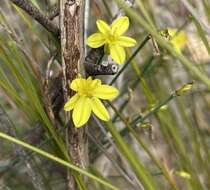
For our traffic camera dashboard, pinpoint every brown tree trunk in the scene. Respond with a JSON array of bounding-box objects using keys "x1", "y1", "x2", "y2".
[{"x1": 59, "y1": 0, "x2": 88, "y2": 189}]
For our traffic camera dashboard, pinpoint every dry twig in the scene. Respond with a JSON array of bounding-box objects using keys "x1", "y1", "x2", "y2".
[{"x1": 10, "y1": 0, "x2": 59, "y2": 36}]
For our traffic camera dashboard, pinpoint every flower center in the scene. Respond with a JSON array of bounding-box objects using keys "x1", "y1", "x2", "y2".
[
  {"x1": 106, "y1": 33, "x2": 116, "y2": 44},
  {"x1": 107, "y1": 35, "x2": 115, "y2": 43},
  {"x1": 78, "y1": 87, "x2": 93, "y2": 98}
]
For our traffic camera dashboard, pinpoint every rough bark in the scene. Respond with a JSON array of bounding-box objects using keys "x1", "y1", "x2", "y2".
[{"x1": 60, "y1": 0, "x2": 87, "y2": 189}]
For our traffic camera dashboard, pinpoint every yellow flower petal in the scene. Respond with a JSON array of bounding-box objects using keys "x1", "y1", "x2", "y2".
[
  {"x1": 168, "y1": 29, "x2": 188, "y2": 45},
  {"x1": 64, "y1": 94, "x2": 80, "y2": 111},
  {"x1": 116, "y1": 36, "x2": 137, "y2": 47},
  {"x1": 110, "y1": 44, "x2": 126, "y2": 64},
  {"x1": 91, "y1": 97, "x2": 110, "y2": 121},
  {"x1": 91, "y1": 80, "x2": 101, "y2": 89},
  {"x1": 87, "y1": 77, "x2": 101, "y2": 89},
  {"x1": 173, "y1": 44, "x2": 181, "y2": 54},
  {"x1": 70, "y1": 78, "x2": 86, "y2": 91},
  {"x1": 72, "y1": 96, "x2": 91, "y2": 127},
  {"x1": 93, "y1": 85, "x2": 119, "y2": 100},
  {"x1": 96, "y1": 19, "x2": 111, "y2": 34},
  {"x1": 86, "y1": 33, "x2": 106, "y2": 48},
  {"x1": 86, "y1": 76, "x2": 93, "y2": 86},
  {"x1": 168, "y1": 28, "x2": 188, "y2": 53},
  {"x1": 111, "y1": 16, "x2": 129, "y2": 36}
]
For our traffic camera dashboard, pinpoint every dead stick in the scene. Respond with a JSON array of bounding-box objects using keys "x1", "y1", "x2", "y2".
[
  {"x1": 60, "y1": 0, "x2": 87, "y2": 189},
  {"x1": 10, "y1": 0, "x2": 59, "y2": 36}
]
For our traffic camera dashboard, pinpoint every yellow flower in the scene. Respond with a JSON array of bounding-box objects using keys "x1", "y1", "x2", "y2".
[
  {"x1": 168, "y1": 28, "x2": 188, "y2": 54},
  {"x1": 64, "y1": 77, "x2": 119, "y2": 128},
  {"x1": 87, "y1": 16, "x2": 137, "y2": 64},
  {"x1": 174, "y1": 170, "x2": 191, "y2": 179}
]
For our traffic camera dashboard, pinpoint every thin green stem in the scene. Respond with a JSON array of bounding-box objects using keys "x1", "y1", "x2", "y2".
[
  {"x1": 110, "y1": 35, "x2": 150, "y2": 85},
  {"x1": 105, "y1": 122, "x2": 157, "y2": 190},
  {"x1": 114, "y1": 0, "x2": 210, "y2": 90},
  {"x1": 108, "y1": 101, "x2": 179, "y2": 190},
  {"x1": 131, "y1": 93, "x2": 175, "y2": 125},
  {"x1": 0, "y1": 132, "x2": 119, "y2": 190}
]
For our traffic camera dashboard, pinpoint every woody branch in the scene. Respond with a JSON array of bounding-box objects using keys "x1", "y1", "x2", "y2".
[
  {"x1": 10, "y1": 0, "x2": 59, "y2": 36},
  {"x1": 60, "y1": 0, "x2": 87, "y2": 189}
]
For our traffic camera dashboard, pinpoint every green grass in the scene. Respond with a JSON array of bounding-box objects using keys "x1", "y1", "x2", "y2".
[{"x1": 0, "y1": 0, "x2": 210, "y2": 189}]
